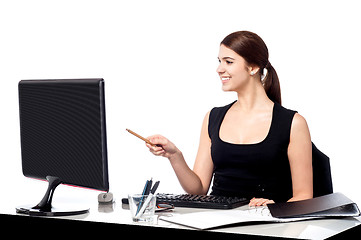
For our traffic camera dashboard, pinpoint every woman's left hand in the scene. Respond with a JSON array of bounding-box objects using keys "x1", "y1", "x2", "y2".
[{"x1": 249, "y1": 198, "x2": 275, "y2": 207}]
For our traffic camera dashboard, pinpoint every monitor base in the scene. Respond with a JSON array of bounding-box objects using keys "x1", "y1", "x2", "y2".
[
  {"x1": 16, "y1": 205, "x2": 89, "y2": 217},
  {"x1": 16, "y1": 175, "x2": 89, "y2": 217}
]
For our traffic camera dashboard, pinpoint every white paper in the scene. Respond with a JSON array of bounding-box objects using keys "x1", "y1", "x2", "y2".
[{"x1": 159, "y1": 206, "x2": 319, "y2": 230}]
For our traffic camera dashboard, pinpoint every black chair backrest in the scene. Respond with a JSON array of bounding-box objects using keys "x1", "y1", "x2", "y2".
[{"x1": 312, "y1": 142, "x2": 333, "y2": 197}]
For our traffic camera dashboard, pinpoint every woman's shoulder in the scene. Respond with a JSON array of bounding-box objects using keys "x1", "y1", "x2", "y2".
[
  {"x1": 276, "y1": 103, "x2": 307, "y2": 123},
  {"x1": 275, "y1": 102, "x2": 306, "y2": 127},
  {"x1": 211, "y1": 100, "x2": 236, "y2": 111},
  {"x1": 291, "y1": 112, "x2": 309, "y2": 134},
  {"x1": 276, "y1": 103, "x2": 309, "y2": 135},
  {"x1": 275, "y1": 102, "x2": 297, "y2": 116},
  {"x1": 207, "y1": 101, "x2": 236, "y2": 138},
  {"x1": 210, "y1": 100, "x2": 237, "y2": 116},
  {"x1": 208, "y1": 101, "x2": 236, "y2": 123}
]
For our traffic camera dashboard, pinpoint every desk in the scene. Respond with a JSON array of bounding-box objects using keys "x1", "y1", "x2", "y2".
[{"x1": 2, "y1": 194, "x2": 360, "y2": 239}]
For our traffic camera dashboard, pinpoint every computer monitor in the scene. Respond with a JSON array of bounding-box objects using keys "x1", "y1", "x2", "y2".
[{"x1": 17, "y1": 78, "x2": 109, "y2": 216}]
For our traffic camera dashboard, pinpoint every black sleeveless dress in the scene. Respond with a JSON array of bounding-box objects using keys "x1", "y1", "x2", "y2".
[{"x1": 208, "y1": 101, "x2": 297, "y2": 202}]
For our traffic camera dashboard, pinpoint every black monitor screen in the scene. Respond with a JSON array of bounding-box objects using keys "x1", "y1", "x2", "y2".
[{"x1": 18, "y1": 79, "x2": 109, "y2": 191}]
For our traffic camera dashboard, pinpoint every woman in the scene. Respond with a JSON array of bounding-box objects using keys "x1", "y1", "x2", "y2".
[{"x1": 146, "y1": 31, "x2": 313, "y2": 206}]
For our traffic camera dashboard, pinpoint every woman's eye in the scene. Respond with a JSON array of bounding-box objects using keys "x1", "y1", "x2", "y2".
[{"x1": 226, "y1": 60, "x2": 233, "y2": 64}]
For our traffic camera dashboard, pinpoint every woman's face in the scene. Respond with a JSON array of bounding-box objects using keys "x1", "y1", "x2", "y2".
[{"x1": 217, "y1": 44, "x2": 253, "y2": 92}]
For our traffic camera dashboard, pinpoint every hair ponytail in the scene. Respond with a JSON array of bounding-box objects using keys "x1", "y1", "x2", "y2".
[
  {"x1": 263, "y1": 62, "x2": 281, "y2": 105},
  {"x1": 221, "y1": 31, "x2": 282, "y2": 105}
]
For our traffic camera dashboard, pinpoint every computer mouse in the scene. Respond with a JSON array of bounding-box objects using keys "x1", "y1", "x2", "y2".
[{"x1": 98, "y1": 192, "x2": 114, "y2": 203}]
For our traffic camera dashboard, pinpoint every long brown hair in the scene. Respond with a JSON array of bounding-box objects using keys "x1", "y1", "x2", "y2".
[{"x1": 221, "y1": 31, "x2": 282, "y2": 105}]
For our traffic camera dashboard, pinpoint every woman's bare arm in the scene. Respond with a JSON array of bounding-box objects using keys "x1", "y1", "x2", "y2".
[{"x1": 146, "y1": 112, "x2": 214, "y2": 195}]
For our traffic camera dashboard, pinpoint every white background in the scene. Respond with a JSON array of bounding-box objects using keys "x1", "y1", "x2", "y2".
[{"x1": 1, "y1": 0, "x2": 360, "y2": 208}]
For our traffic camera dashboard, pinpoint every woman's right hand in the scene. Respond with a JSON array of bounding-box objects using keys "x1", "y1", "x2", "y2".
[{"x1": 146, "y1": 134, "x2": 180, "y2": 160}]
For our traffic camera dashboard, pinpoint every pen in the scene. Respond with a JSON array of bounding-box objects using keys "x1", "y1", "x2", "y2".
[
  {"x1": 146, "y1": 178, "x2": 153, "y2": 195},
  {"x1": 136, "y1": 180, "x2": 150, "y2": 215},
  {"x1": 126, "y1": 129, "x2": 160, "y2": 147},
  {"x1": 135, "y1": 181, "x2": 160, "y2": 218}
]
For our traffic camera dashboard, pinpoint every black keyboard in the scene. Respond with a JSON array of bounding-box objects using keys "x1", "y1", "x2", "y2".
[
  {"x1": 122, "y1": 193, "x2": 248, "y2": 209},
  {"x1": 156, "y1": 194, "x2": 248, "y2": 209}
]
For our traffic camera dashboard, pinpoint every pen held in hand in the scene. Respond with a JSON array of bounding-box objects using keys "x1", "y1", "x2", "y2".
[{"x1": 126, "y1": 129, "x2": 162, "y2": 147}]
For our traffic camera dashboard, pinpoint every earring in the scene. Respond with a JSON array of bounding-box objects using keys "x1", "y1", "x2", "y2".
[{"x1": 250, "y1": 71, "x2": 255, "y2": 76}]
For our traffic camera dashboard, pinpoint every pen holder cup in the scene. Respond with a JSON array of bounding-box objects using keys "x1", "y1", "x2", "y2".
[{"x1": 128, "y1": 194, "x2": 156, "y2": 223}]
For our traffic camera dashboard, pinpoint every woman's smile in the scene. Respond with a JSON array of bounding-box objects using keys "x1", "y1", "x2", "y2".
[{"x1": 221, "y1": 76, "x2": 231, "y2": 84}]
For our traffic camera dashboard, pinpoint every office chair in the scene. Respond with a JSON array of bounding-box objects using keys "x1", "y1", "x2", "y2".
[{"x1": 312, "y1": 142, "x2": 333, "y2": 197}]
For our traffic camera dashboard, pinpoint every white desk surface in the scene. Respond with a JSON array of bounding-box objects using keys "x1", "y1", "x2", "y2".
[
  {"x1": 2, "y1": 189, "x2": 360, "y2": 240},
  {"x1": 91, "y1": 203, "x2": 361, "y2": 239}
]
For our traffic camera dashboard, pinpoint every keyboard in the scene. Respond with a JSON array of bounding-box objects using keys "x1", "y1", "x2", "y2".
[{"x1": 122, "y1": 193, "x2": 249, "y2": 209}]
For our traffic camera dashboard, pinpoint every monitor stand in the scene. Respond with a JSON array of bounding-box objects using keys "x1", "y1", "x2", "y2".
[{"x1": 16, "y1": 176, "x2": 89, "y2": 216}]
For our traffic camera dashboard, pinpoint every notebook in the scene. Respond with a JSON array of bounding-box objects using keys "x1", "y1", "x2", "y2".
[
  {"x1": 268, "y1": 192, "x2": 360, "y2": 218},
  {"x1": 159, "y1": 193, "x2": 360, "y2": 230}
]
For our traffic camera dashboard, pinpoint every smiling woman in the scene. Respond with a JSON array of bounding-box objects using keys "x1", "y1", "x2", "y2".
[
  {"x1": 219, "y1": 31, "x2": 281, "y2": 105},
  {"x1": 145, "y1": 31, "x2": 313, "y2": 207}
]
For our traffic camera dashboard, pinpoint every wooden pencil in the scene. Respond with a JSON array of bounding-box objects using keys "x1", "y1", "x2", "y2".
[{"x1": 126, "y1": 129, "x2": 156, "y2": 146}]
